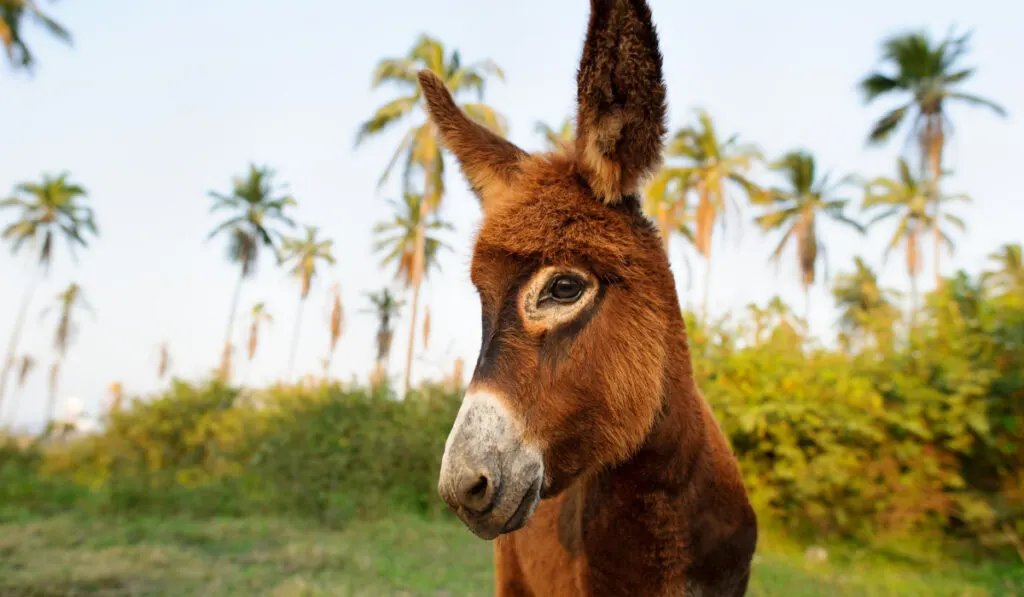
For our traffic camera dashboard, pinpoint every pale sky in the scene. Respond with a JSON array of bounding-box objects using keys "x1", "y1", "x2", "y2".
[{"x1": 2, "y1": 0, "x2": 1021, "y2": 430}]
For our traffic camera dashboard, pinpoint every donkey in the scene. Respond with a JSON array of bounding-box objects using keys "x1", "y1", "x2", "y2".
[{"x1": 421, "y1": 1, "x2": 757, "y2": 595}]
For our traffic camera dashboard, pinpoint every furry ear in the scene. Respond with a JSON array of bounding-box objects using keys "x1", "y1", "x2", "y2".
[
  {"x1": 574, "y1": 0, "x2": 668, "y2": 204},
  {"x1": 418, "y1": 70, "x2": 527, "y2": 208}
]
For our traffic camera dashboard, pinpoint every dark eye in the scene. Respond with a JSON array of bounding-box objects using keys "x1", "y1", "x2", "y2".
[{"x1": 549, "y1": 275, "x2": 585, "y2": 303}]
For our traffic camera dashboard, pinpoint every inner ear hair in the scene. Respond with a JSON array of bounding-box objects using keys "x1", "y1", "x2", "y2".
[
  {"x1": 574, "y1": 0, "x2": 668, "y2": 205},
  {"x1": 417, "y1": 70, "x2": 528, "y2": 207}
]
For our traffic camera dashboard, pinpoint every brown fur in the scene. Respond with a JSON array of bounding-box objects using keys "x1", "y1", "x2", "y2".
[{"x1": 421, "y1": 1, "x2": 755, "y2": 595}]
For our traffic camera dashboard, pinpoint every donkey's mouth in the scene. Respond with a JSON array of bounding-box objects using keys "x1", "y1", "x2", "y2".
[
  {"x1": 500, "y1": 476, "x2": 542, "y2": 534},
  {"x1": 455, "y1": 467, "x2": 543, "y2": 541}
]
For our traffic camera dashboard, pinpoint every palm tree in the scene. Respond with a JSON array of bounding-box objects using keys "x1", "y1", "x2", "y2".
[
  {"x1": 744, "y1": 296, "x2": 806, "y2": 345},
  {"x1": 373, "y1": 193, "x2": 452, "y2": 286},
  {"x1": 373, "y1": 193, "x2": 453, "y2": 391},
  {"x1": 1, "y1": 354, "x2": 34, "y2": 425},
  {"x1": 861, "y1": 28, "x2": 1006, "y2": 285},
  {"x1": 0, "y1": 172, "x2": 95, "y2": 412},
  {"x1": 363, "y1": 288, "x2": 404, "y2": 379},
  {"x1": 207, "y1": 164, "x2": 296, "y2": 381},
  {"x1": 238, "y1": 302, "x2": 272, "y2": 386},
  {"x1": 862, "y1": 158, "x2": 969, "y2": 320},
  {"x1": 40, "y1": 282, "x2": 92, "y2": 426},
  {"x1": 246, "y1": 302, "x2": 273, "y2": 364},
  {"x1": 754, "y1": 151, "x2": 865, "y2": 317},
  {"x1": 664, "y1": 110, "x2": 764, "y2": 321},
  {"x1": 280, "y1": 225, "x2": 336, "y2": 379},
  {"x1": 832, "y1": 257, "x2": 902, "y2": 349},
  {"x1": 535, "y1": 118, "x2": 574, "y2": 151},
  {"x1": 157, "y1": 342, "x2": 171, "y2": 379},
  {"x1": 356, "y1": 34, "x2": 507, "y2": 395},
  {"x1": 0, "y1": 0, "x2": 71, "y2": 71},
  {"x1": 325, "y1": 283, "x2": 344, "y2": 377},
  {"x1": 642, "y1": 170, "x2": 696, "y2": 290},
  {"x1": 983, "y1": 243, "x2": 1023, "y2": 298}
]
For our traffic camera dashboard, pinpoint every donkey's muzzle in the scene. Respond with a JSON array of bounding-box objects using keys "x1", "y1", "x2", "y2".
[{"x1": 438, "y1": 390, "x2": 544, "y2": 540}]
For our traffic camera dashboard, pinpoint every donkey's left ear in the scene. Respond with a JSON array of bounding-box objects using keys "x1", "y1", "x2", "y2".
[
  {"x1": 575, "y1": 0, "x2": 668, "y2": 204},
  {"x1": 418, "y1": 70, "x2": 527, "y2": 209}
]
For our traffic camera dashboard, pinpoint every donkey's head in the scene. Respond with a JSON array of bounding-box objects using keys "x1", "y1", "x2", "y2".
[{"x1": 424, "y1": 0, "x2": 674, "y2": 540}]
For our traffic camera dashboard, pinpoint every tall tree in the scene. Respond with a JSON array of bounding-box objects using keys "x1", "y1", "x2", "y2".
[
  {"x1": 642, "y1": 170, "x2": 696, "y2": 290},
  {"x1": 744, "y1": 296, "x2": 806, "y2": 345},
  {"x1": 861, "y1": 28, "x2": 1006, "y2": 285},
  {"x1": 983, "y1": 243, "x2": 1023, "y2": 298},
  {"x1": 363, "y1": 288, "x2": 404, "y2": 380},
  {"x1": 664, "y1": 109, "x2": 764, "y2": 321},
  {"x1": 862, "y1": 157, "x2": 969, "y2": 320},
  {"x1": 243, "y1": 302, "x2": 272, "y2": 384},
  {"x1": 0, "y1": 172, "x2": 95, "y2": 412},
  {"x1": 157, "y1": 342, "x2": 171, "y2": 379},
  {"x1": 0, "y1": 0, "x2": 71, "y2": 71},
  {"x1": 325, "y1": 283, "x2": 344, "y2": 378},
  {"x1": 754, "y1": 151, "x2": 864, "y2": 316},
  {"x1": 373, "y1": 193, "x2": 452, "y2": 390},
  {"x1": 832, "y1": 256, "x2": 902, "y2": 349},
  {"x1": 246, "y1": 302, "x2": 273, "y2": 362},
  {"x1": 372, "y1": 193, "x2": 452, "y2": 287},
  {"x1": 280, "y1": 225, "x2": 335, "y2": 379},
  {"x1": 40, "y1": 282, "x2": 92, "y2": 426},
  {"x1": 0, "y1": 354, "x2": 33, "y2": 425},
  {"x1": 207, "y1": 164, "x2": 296, "y2": 381},
  {"x1": 535, "y1": 118, "x2": 574, "y2": 151},
  {"x1": 356, "y1": 34, "x2": 507, "y2": 395}
]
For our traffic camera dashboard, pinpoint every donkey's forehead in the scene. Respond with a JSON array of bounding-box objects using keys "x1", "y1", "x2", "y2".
[{"x1": 469, "y1": 170, "x2": 648, "y2": 294}]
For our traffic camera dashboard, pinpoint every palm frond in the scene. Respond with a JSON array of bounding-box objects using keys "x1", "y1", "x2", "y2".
[
  {"x1": 372, "y1": 58, "x2": 420, "y2": 89},
  {"x1": 860, "y1": 72, "x2": 903, "y2": 102},
  {"x1": 354, "y1": 95, "x2": 420, "y2": 148},
  {"x1": 947, "y1": 92, "x2": 1008, "y2": 117},
  {"x1": 868, "y1": 104, "x2": 911, "y2": 144}
]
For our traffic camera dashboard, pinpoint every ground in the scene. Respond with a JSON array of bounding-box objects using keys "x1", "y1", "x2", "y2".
[{"x1": 0, "y1": 513, "x2": 1020, "y2": 597}]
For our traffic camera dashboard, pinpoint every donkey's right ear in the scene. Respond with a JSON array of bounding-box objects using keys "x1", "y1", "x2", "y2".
[
  {"x1": 574, "y1": 0, "x2": 668, "y2": 205},
  {"x1": 418, "y1": 70, "x2": 527, "y2": 209}
]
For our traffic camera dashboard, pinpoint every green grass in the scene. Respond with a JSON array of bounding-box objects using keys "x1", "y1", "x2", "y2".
[{"x1": 0, "y1": 513, "x2": 1020, "y2": 597}]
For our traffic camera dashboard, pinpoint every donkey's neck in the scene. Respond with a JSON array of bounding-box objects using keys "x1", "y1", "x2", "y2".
[{"x1": 571, "y1": 324, "x2": 748, "y2": 594}]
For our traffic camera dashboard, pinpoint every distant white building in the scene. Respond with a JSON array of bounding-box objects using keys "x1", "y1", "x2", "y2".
[{"x1": 59, "y1": 396, "x2": 100, "y2": 434}]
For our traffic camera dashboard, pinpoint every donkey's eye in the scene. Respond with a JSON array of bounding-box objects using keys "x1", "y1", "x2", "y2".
[{"x1": 548, "y1": 276, "x2": 585, "y2": 303}]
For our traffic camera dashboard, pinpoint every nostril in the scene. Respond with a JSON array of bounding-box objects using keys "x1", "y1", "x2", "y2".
[
  {"x1": 468, "y1": 475, "x2": 488, "y2": 498},
  {"x1": 457, "y1": 470, "x2": 497, "y2": 514}
]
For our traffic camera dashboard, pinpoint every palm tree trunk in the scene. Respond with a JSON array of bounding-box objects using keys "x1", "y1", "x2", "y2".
[
  {"x1": 0, "y1": 275, "x2": 39, "y2": 412},
  {"x1": 909, "y1": 274, "x2": 919, "y2": 329},
  {"x1": 804, "y1": 284, "x2": 811, "y2": 324},
  {"x1": 658, "y1": 204, "x2": 671, "y2": 254},
  {"x1": 702, "y1": 250, "x2": 713, "y2": 328},
  {"x1": 287, "y1": 296, "x2": 307, "y2": 380},
  {"x1": 4, "y1": 386, "x2": 22, "y2": 428},
  {"x1": 925, "y1": 118, "x2": 945, "y2": 288},
  {"x1": 220, "y1": 268, "x2": 246, "y2": 381},
  {"x1": 403, "y1": 167, "x2": 433, "y2": 398},
  {"x1": 45, "y1": 359, "x2": 61, "y2": 429},
  {"x1": 403, "y1": 220, "x2": 425, "y2": 397},
  {"x1": 324, "y1": 350, "x2": 335, "y2": 381}
]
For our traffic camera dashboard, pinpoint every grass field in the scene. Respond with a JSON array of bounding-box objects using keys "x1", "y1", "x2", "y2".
[{"x1": 0, "y1": 513, "x2": 1021, "y2": 597}]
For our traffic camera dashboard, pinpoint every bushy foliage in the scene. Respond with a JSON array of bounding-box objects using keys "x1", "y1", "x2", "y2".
[
  {"x1": 2, "y1": 271, "x2": 1020, "y2": 556},
  {"x1": 35, "y1": 379, "x2": 461, "y2": 525},
  {"x1": 694, "y1": 272, "x2": 1022, "y2": 554}
]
